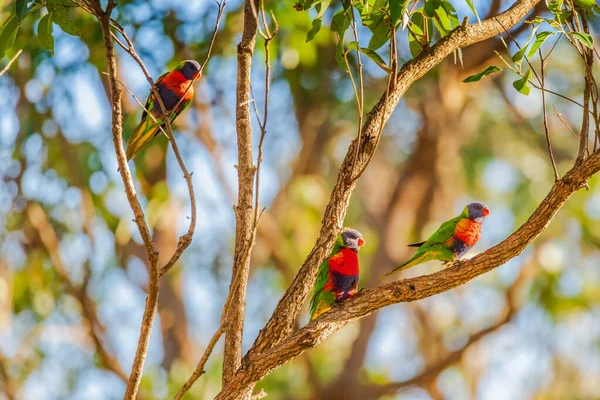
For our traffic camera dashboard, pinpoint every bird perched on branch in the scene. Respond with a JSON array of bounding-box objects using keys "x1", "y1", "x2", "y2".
[
  {"x1": 125, "y1": 60, "x2": 201, "y2": 161},
  {"x1": 379, "y1": 202, "x2": 490, "y2": 280},
  {"x1": 309, "y1": 228, "x2": 365, "y2": 320}
]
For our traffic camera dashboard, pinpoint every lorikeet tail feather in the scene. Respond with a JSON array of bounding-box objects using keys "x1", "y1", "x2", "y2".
[
  {"x1": 407, "y1": 241, "x2": 426, "y2": 248},
  {"x1": 125, "y1": 122, "x2": 160, "y2": 161},
  {"x1": 378, "y1": 251, "x2": 431, "y2": 281},
  {"x1": 310, "y1": 301, "x2": 331, "y2": 320}
]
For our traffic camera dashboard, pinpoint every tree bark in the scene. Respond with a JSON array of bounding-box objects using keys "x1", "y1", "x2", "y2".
[{"x1": 222, "y1": 0, "x2": 258, "y2": 387}]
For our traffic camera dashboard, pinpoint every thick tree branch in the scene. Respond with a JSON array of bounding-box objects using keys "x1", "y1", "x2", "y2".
[
  {"x1": 217, "y1": 150, "x2": 600, "y2": 399},
  {"x1": 222, "y1": 0, "x2": 258, "y2": 385},
  {"x1": 247, "y1": 0, "x2": 544, "y2": 360}
]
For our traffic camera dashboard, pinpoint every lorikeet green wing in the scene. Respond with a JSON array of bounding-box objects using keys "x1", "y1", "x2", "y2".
[{"x1": 309, "y1": 240, "x2": 343, "y2": 319}]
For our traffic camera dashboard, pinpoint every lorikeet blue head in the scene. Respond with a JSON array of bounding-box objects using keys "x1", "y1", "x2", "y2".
[
  {"x1": 340, "y1": 228, "x2": 365, "y2": 252},
  {"x1": 178, "y1": 60, "x2": 201, "y2": 80},
  {"x1": 465, "y1": 202, "x2": 490, "y2": 223}
]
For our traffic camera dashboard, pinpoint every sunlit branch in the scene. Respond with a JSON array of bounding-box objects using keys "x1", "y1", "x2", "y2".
[{"x1": 0, "y1": 49, "x2": 23, "y2": 78}]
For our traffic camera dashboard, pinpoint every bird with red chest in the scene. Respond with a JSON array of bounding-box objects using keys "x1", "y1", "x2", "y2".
[
  {"x1": 379, "y1": 202, "x2": 490, "y2": 280},
  {"x1": 309, "y1": 228, "x2": 365, "y2": 320},
  {"x1": 125, "y1": 60, "x2": 201, "y2": 161}
]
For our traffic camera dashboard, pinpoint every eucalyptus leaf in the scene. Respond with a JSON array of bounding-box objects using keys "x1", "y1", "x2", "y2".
[
  {"x1": 306, "y1": 18, "x2": 322, "y2": 42},
  {"x1": 462, "y1": 65, "x2": 502, "y2": 82},
  {"x1": 546, "y1": 0, "x2": 563, "y2": 15},
  {"x1": 527, "y1": 31, "x2": 555, "y2": 58},
  {"x1": 513, "y1": 69, "x2": 532, "y2": 95},
  {"x1": 0, "y1": 16, "x2": 20, "y2": 58},
  {"x1": 465, "y1": 0, "x2": 481, "y2": 23},
  {"x1": 367, "y1": 22, "x2": 391, "y2": 50},
  {"x1": 572, "y1": 32, "x2": 594, "y2": 48},
  {"x1": 390, "y1": 0, "x2": 408, "y2": 26},
  {"x1": 52, "y1": 6, "x2": 81, "y2": 36},
  {"x1": 359, "y1": 47, "x2": 390, "y2": 72},
  {"x1": 38, "y1": 13, "x2": 54, "y2": 56},
  {"x1": 16, "y1": 0, "x2": 30, "y2": 21}
]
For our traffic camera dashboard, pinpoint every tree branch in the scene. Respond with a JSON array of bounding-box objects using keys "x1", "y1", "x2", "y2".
[
  {"x1": 0, "y1": 49, "x2": 23, "y2": 78},
  {"x1": 222, "y1": 0, "x2": 258, "y2": 386},
  {"x1": 94, "y1": 5, "x2": 161, "y2": 399},
  {"x1": 217, "y1": 149, "x2": 600, "y2": 399},
  {"x1": 246, "y1": 0, "x2": 544, "y2": 361}
]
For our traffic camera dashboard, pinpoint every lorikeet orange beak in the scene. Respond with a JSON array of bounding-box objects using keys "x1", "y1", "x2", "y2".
[
  {"x1": 483, "y1": 207, "x2": 490, "y2": 217},
  {"x1": 358, "y1": 237, "x2": 365, "y2": 247}
]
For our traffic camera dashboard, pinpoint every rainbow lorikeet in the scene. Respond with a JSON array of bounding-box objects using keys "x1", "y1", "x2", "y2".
[
  {"x1": 379, "y1": 202, "x2": 490, "y2": 280},
  {"x1": 309, "y1": 228, "x2": 365, "y2": 320},
  {"x1": 125, "y1": 60, "x2": 201, "y2": 161}
]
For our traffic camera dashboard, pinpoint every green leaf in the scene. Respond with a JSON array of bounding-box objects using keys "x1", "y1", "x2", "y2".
[
  {"x1": 51, "y1": 6, "x2": 82, "y2": 36},
  {"x1": 367, "y1": 22, "x2": 391, "y2": 50},
  {"x1": 434, "y1": 10, "x2": 451, "y2": 35},
  {"x1": 527, "y1": 31, "x2": 555, "y2": 58},
  {"x1": 465, "y1": 0, "x2": 481, "y2": 23},
  {"x1": 546, "y1": 0, "x2": 563, "y2": 15},
  {"x1": 408, "y1": 11, "x2": 426, "y2": 57},
  {"x1": 512, "y1": 45, "x2": 529, "y2": 67},
  {"x1": 555, "y1": 9, "x2": 572, "y2": 24},
  {"x1": 306, "y1": 18, "x2": 322, "y2": 42},
  {"x1": 16, "y1": 0, "x2": 30, "y2": 21},
  {"x1": 331, "y1": 8, "x2": 350, "y2": 37},
  {"x1": 512, "y1": 69, "x2": 532, "y2": 95},
  {"x1": 335, "y1": 38, "x2": 348, "y2": 72},
  {"x1": 359, "y1": 47, "x2": 390, "y2": 72},
  {"x1": 38, "y1": 13, "x2": 54, "y2": 55},
  {"x1": 572, "y1": 32, "x2": 594, "y2": 48},
  {"x1": 0, "y1": 16, "x2": 20, "y2": 58},
  {"x1": 390, "y1": 0, "x2": 408, "y2": 26},
  {"x1": 424, "y1": 0, "x2": 442, "y2": 18},
  {"x1": 348, "y1": 40, "x2": 359, "y2": 50},
  {"x1": 462, "y1": 65, "x2": 502, "y2": 82},
  {"x1": 574, "y1": 0, "x2": 596, "y2": 16},
  {"x1": 511, "y1": 25, "x2": 538, "y2": 70}
]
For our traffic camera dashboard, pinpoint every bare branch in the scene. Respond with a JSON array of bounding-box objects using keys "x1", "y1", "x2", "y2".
[
  {"x1": 94, "y1": 7, "x2": 160, "y2": 399},
  {"x1": 0, "y1": 49, "x2": 23, "y2": 78},
  {"x1": 578, "y1": 15, "x2": 594, "y2": 161},
  {"x1": 539, "y1": 52, "x2": 560, "y2": 181},
  {"x1": 172, "y1": 326, "x2": 225, "y2": 400},
  {"x1": 222, "y1": 0, "x2": 258, "y2": 385}
]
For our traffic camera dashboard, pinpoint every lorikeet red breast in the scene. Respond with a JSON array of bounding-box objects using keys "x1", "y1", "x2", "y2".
[
  {"x1": 379, "y1": 202, "x2": 490, "y2": 280},
  {"x1": 125, "y1": 60, "x2": 201, "y2": 161},
  {"x1": 309, "y1": 228, "x2": 365, "y2": 320}
]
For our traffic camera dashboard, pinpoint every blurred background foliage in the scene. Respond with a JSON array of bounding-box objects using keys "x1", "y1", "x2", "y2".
[{"x1": 1, "y1": 0, "x2": 600, "y2": 399}]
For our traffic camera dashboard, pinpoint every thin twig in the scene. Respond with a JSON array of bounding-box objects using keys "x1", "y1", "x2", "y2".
[
  {"x1": 578, "y1": 15, "x2": 593, "y2": 161},
  {"x1": 539, "y1": 51, "x2": 560, "y2": 181},
  {"x1": 347, "y1": 3, "x2": 365, "y2": 174},
  {"x1": 350, "y1": 15, "x2": 398, "y2": 181},
  {"x1": 552, "y1": 105, "x2": 579, "y2": 139},
  {"x1": 0, "y1": 49, "x2": 23, "y2": 78},
  {"x1": 172, "y1": 326, "x2": 225, "y2": 400}
]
